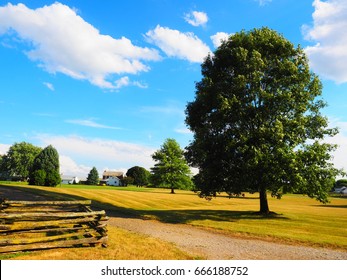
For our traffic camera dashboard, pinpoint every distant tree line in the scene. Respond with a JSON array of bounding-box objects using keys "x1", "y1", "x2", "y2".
[
  {"x1": 0, "y1": 139, "x2": 193, "y2": 192},
  {"x1": 82, "y1": 139, "x2": 194, "y2": 194}
]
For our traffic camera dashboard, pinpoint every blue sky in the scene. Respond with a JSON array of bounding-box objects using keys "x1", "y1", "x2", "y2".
[{"x1": 0, "y1": 0, "x2": 347, "y2": 178}]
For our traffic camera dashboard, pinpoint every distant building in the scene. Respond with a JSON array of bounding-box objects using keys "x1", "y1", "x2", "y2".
[
  {"x1": 100, "y1": 170, "x2": 124, "y2": 186},
  {"x1": 102, "y1": 171, "x2": 124, "y2": 180},
  {"x1": 61, "y1": 176, "x2": 80, "y2": 185},
  {"x1": 106, "y1": 176, "x2": 122, "y2": 186}
]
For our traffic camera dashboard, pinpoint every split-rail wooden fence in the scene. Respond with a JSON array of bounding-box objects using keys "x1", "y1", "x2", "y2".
[{"x1": 0, "y1": 199, "x2": 108, "y2": 253}]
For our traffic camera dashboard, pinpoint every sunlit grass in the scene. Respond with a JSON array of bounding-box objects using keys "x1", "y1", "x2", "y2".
[
  {"x1": 1, "y1": 183, "x2": 346, "y2": 250},
  {"x1": 2, "y1": 226, "x2": 195, "y2": 260}
]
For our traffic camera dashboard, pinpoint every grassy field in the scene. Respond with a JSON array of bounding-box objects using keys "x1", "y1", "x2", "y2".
[
  {"x1": 1, "y1": 182, "x2": 346, "y2": 259},
  {"x1": 1, "y1": 225, "x2": 194, "y2": 260}
]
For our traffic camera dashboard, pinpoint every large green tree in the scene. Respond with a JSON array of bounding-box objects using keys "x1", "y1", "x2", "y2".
[
  {"x1": 151, "y1": 138, "x2": 193, "y2": 194},
  {"x1": 29, "y1": 145, "x2": 61, "y2": 187},
  {"x1": 185, "y1": 27, "x2": 342, "y2": 214},
  {"x1": 1, "y1": 142, "x2": 42, "y2": 181},
  {"x1": 86, "y1": 167, "x2": 99, "y2": 185},
  {"x1": 126, "y1": 166, "x2": 150, "y2": 187},
  {"x1": 0, "y1": 154, "x2": 9, "y2": 180}
]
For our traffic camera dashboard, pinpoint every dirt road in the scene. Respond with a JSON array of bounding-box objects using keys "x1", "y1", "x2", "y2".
[{"x1": 108, "y1": 216, "x2": 347, "y2": 260}]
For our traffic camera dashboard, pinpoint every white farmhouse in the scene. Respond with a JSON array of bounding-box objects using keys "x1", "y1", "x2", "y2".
[{"x1": 106, "y1": 176, "x2": 121, "y2": 186}]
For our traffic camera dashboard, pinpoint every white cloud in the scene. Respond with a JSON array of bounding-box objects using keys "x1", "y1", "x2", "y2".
[
  {"x1": 35, "y1": 134, "x2": 156, "y2": 172},
  {"x1": 325, "y1": 133, "x2": 347, "y2": 175},
  {"x1": 59, "y1": 155, "x2": 91, "y2": 178},
  {"x1": 43, "y1": 82, "x2": 54, "y2": 91},
  {"x1": 210, "y1": 32, "x2": 232, "y2": 48},
  {"x1": 114, "y1": 76, "x2": 148, "y2": 89},
  {"x1": 322, "y1": 117, "x2": 347, "y2": 176},
  {"x1": 132, "y1": 80, "x2": 148, "y2": 89},
  {"x1": 184, "y1": 11, "x2": 208, "y2": 27},
  {"x1": 255, "y1": 0, "x2": 272, "y2": 6},
  {"x1": 145, "y1": 25, "x2": 211, "y2": 63},
  {"x1": 65, "y1": 119, "x2": 122, "y2": 130},
  {"x1": 115, "y1": 76, "x2": 130, "y2": 89},
  {"x1": 303, "y1": 0, "x2": 347, "y2": 83},
  {"x1": 0, "y1": 143, "x2": 10, "y2": 155},
  {"x1": 0, "y1": 3, "x2": 160, "y2": 89}
]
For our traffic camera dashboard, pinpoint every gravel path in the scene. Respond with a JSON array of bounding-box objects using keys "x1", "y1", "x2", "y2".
[
  {"x1": 1, "y1": 186, "x2": 346, "y2": 260},
  {"x1": 108, "y1": 216, "x2": 347, "y2": 260}
]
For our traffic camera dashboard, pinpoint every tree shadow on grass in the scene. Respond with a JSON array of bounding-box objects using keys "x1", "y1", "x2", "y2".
[
  {"x1": 131, "y1": 209, "x2": 288, "y2": 224},
  {"x1": 0, "y1": 185, "x2": 289, "y2": 225},
  {"x1": 315, "y1": 204, "x2": 347, "y2": 209}
]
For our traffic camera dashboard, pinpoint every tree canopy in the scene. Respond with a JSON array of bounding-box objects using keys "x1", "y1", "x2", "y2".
[
  {"x1": 126, "y1": 166, "x2": 150, "y2": 187},
  {"x1": 86, "y1": 167, "x2": 99, "y2": 185},
  {"x1": 29, "y1": 145, "x2": 61, "y2": 187},
  {"x1": 151, "y1": 138, "x2": 193, "y2": 193},
  {"x1": 0, "y1": 142, "x2": 42, "y2": 181},
  {"x1": 185, "y1": 27, "x2": 342, "y2": 214}
]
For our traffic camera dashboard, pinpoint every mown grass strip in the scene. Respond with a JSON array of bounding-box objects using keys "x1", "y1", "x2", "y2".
[{"x1": 1, "y1": 183, "x2": 346, "y2": 250}]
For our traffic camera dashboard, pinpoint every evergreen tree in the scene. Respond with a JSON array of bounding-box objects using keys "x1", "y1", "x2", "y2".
[
  {"x1": 29, "y1": 145, "x2": 61, "y2": 186},
  {"x1": 30, "y1": 169, "x2": 46, "y2": 186},
  {"x1": 86, "y1": 167, "x2": 99, "y2": 185}
]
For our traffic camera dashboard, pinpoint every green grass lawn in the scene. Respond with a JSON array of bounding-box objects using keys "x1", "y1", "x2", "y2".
[{"x1": 1, "y1": 182, "x2": 346, "y2": 250}]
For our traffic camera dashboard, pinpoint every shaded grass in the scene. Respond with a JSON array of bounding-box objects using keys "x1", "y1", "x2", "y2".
[{"x1": 1, "y1": 183, "x2": 346, "y2": 250}]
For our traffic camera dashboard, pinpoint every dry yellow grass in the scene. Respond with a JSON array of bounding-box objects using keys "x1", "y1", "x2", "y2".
[
  {"x1": 1, "y1": 184, "x2": 346, "y2": 251},
  {"x1": 2, "y1": 226, "x2": 195, "y2": 260}
]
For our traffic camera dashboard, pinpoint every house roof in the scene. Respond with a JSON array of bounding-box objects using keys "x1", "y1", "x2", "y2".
[{"x1": 103, "y1": 171, "x2": 123, "y2": 177}]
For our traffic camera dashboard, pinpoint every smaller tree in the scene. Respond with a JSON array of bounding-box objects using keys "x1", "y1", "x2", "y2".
[
  {"x1": 30, "y1": 169, "x2": 46, "y2": 186},
  {"x1": 122, "y1": 176, "x2": 134, "y2": 186},
  {"x1": 151, "y1": 138, "x2": 193, "y2": 194},
  {"x1": 29, "y1": 145, "x2": 61, "y2": 187},
  {"x1": 126, "y1": 166, "x2": 150, "y2": 187},
  {"x1": 335, "y1": 179, "x2": 347, "y2": 189},
  {"x1": 45, "y1": 170, "x2": 61, "y2": 187},
  {"x1": 86, "y1": 167, "x2": 99, "y2": 185}
]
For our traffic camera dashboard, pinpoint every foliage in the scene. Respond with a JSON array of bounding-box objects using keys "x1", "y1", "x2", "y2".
[
  {"x1": 0, "y1": 142, "x2": 42, "y2": 180},
  {"x1": 151, "y1": 138, "x2": 193, "y2": 193},
  {"x1": 86, "y1": 167, "x2": 99, "y2": 185},
  {"x1": 185, "y1": 27, "x2": 343, "y2": 213},
  {"x1": 122, "y1": 176, "x2": 134, "y2": 186},
  {"x1": 335, "y1": 179, "x2": 347, "y2": 188},
  {"x1": 30, "y1": 169, "x2": 46, "y2": 186},
  {"x1": 0, "y1": 154, "x2": 10, "y2": 180},
  {"x1": 29, "y1": 145, "x2": 61, "y2": 186},
  {"x1": 45, "y1": 170, "x2": 61, "y2": 187},
  {"x1": 126, "y1": 166, "x2": 150, "y2": 187}
]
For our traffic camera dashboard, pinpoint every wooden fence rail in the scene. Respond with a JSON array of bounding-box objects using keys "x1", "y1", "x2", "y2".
[{"x1": 0, "y1": 200, "x2": 108, "y2": 253}]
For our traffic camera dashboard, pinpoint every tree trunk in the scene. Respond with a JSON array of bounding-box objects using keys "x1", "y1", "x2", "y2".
[
  {"x1": 170, "y1": 187, "x2": 175, "y2": 194},
  {"x1": 259, "y1": 186, "x2": 269, "y2": 214}
]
